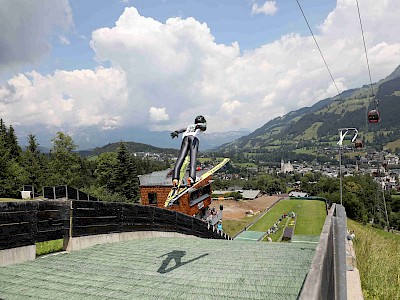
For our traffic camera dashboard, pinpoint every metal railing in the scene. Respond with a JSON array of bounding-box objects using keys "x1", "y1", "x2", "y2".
[{"x1": 43, "y1": 185, "x2": 99, "y2": 201}]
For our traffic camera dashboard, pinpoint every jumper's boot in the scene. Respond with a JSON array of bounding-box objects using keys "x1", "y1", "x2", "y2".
[
  {"x1": 172, "y1": 179, "x2": 179, "y2": 190},
  {"x1": 187, "y1": 177, "x2": 195, "y2": 187}
]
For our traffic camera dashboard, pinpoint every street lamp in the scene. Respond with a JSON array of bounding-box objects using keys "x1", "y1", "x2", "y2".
[{"x1": 337, "y1": 128, "x2": 359, "y2": 206}]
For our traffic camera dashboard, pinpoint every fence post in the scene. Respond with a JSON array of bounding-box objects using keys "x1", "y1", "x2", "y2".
[
  {"x1": 118, "y1": 203, "x2": 123, "y2": 233},
  {"x1": 53, "y1": 186, "x2": 56, "y2": 200},
  {"x1": 32, "y1": 202, "x2": 38, "y2": 245},
  {"x1": 63, "y1": 200, "x2": 73, "y2": 251},
  {"x1": 65, "y1": 185, "x2": 68, "y2": 200},
  {"x1": 175, "y1": 211, "x2": 178, "y2": 232}
]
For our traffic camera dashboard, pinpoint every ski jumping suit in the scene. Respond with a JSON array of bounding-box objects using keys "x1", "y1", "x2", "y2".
[{"x1": 172, "y1": 122, "x2": 206, "y2": 182}]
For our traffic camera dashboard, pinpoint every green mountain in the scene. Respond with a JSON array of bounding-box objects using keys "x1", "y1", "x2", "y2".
[
  {"x1": 80, "y1": 141, "x2": 179, "y2": 157},
  {"x1": 215, "y1": 65, "x2": 400, "y2": 163}
]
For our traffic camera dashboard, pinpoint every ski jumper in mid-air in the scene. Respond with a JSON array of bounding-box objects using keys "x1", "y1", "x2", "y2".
[{"x1": 170, "y1": 115, "x2": 207, "y2": 188}]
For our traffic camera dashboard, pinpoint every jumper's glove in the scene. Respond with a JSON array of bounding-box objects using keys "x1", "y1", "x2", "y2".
[{"x1": 171, "y1": 131, "x2": 179, "y2": 139}]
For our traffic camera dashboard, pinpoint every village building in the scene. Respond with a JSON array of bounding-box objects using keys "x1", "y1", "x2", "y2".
[
  {"x1": 289, "y1": 191, "x2": 310, "y2": 198},
  {"x1": 385, "y1": 153, "x2": 400, "y2": 165},
  {"x1": 212, "y1": 189, "x2": 262, "y2": 200},
  {"x1": 280, "y1": 159, "x2": 294, "y2": 173},
  {"x1": 139, "y1": 168, "x2": 221, "y2": 224}
]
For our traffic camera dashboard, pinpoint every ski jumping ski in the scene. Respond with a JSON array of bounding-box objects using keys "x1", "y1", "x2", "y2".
[{"x1": 164, "y1": 158, "x2": 230, "y2": 207}]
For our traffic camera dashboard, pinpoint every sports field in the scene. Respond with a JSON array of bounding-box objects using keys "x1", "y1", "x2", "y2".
[{"x1": 235, "y1": 199, "x2": 326, "y2": 242}]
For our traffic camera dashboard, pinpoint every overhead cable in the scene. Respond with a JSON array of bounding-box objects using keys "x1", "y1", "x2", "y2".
[
  {"x1": 296, "y1": 0, "x2": 344, "y2": 101},
  {"x1": 355, "y1": 0, "x2": 375, "y2": 100}
]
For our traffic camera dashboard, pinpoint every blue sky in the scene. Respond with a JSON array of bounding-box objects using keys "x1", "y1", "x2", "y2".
[
  {"x1": 1, "y1": 0, "x2": 400, "y2": 137},
  {"x1": 46, "y1": 0, "x2": 336, "y2": 73}
]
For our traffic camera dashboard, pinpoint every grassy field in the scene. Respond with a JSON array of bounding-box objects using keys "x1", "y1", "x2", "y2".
[
  {"x1": 295, "y1": 122, "x2": 323, "y2": 141},
  {"x1": 391, "y1": 194, "x2": 400, "y2": 200},
  {"x1": 294, "y1": 201, "x2": 326, "y2": 235},
  {"x1": 234, "y1": 162, "x2": 257, "y2": 168},
  {"x1": 249, "y1": 199, "x2": 326, "y2": 236},
  {"x1": 36, "y1": 239, "x2": 64, "y2": 256},
  {"x1": 347, "y1": 219, "x2": 400, "y2": 300},
  {"x1": 386, "y1": 139, "x2": 400, "y2": 152},
  {"x1": 0, "y1": 198, "x2": 41, "y2": 202},
  {"x1": 222, "y1": 214, "x2": 260, "y2": 237},
  {"x1": 0, "y1": 198, "x2": 20, "y2": 202}
]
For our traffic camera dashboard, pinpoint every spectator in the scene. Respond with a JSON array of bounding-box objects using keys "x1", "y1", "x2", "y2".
[{"x1": 217, "y1": 221, "x2": 222, "y2": 231}]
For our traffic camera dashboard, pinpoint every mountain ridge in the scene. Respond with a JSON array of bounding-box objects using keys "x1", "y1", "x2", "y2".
[{"x1": 214, "y1": 64, "x2": 400, "y2": 161}]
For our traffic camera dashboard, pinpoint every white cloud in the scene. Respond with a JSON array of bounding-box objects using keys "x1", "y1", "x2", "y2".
[
  {"x1": 59, "y1": 35, "x2": 70, "y2": 45},
  {"x1": 0, "y1": 67, "x2": 127, "y2": 129},
  {"x1": 220, "y1": 100, "x2": 242, "y2": 114},
  {"x1": 2, "y1": 0, "x2": 400, "y2": 134},
  {"x1": 0, "y1": 0, "x2": 73, "y2": 72},
  {"x1": 252, "y1": 1, "x2": 278, "y2": 16},
  {"x1": 149, "y1": 107, "x2": 169, "y2": 122}
]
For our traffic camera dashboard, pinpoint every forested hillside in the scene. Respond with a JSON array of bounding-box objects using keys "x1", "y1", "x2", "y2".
[
  {"x1": 0, "y1": 119, "x2": 167, "y2": 201},
  {"x1": 83, "y1": 141, "x2": 179, "y2": 157},
  {"x1": 215, "y1": 64, "x2": 400, "y2": 162}
]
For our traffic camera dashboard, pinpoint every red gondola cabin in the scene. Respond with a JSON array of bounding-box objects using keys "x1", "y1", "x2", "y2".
[
  {"x1": 368, "y1": 109, "x2": 380, "y2": 123},
  {"x1": 354, "y1": 139, "x2": 363, "y2": 149}
]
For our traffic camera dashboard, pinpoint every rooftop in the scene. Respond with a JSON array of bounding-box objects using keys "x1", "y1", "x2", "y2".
[
  {"x1": 139, "y1": 169, "x2": 209, "y2": 186},
  {"x1": 0, "y1": 237, "x2": 316, "y2": 299},
  {"x1": 213, "y1": 189, "x2": 262, "y2": 199}
]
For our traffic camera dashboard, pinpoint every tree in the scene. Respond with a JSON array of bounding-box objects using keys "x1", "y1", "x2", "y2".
[
  {"x1": 7, "y1": 125, "x2": 21, "y2": 159},
  {"x1": 255, "y1": 174, "x2": 285, "y2": 194},
  {"x1": 94, "y1": 152, "x2": 118, "y2": 187},
  {"x1": 47, "y1": 132, "x2": 81, "y2": 186},
  {"x1": 0, "y1": 119, "x2": 6, "y2": 137},
  {"x1": 0, "y1": 136, "x2": 13, "y2": 197},
  {"x1": 0, "y1": 121, "x2": 27, "y2": 197},
  {"x1": 21, "y1": 134, "x2": 48, "y2": 194},
  {"x1": 107, "y1": 142, "x2": 140, "y2": 202}
]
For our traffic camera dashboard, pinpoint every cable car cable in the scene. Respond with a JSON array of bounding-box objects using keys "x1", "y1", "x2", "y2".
[
  {"x1": 355, "y1": 0, "x2": 381, "y2": 124},
  {"x1": 355, "y1": 0, "x2": 375, "y2": 101},
  {"x1": 295, "y1": 0, "x2": 343, "y2": 102}
]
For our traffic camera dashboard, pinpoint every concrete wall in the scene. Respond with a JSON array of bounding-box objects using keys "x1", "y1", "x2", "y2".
[
  {"x1": 64, "y1": 231, "x2": 198, "y2": 252},
  {"x1": 346, "y1": 238, "x2": 364, "y2": 299},
  {"x1": 0, "y1": 245, "x2": 36, "y2": 267}
]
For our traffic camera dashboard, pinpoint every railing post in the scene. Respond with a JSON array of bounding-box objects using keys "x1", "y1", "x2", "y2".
[{"x1": 63, "y1": 200, "x2": 73, "y2": 251}]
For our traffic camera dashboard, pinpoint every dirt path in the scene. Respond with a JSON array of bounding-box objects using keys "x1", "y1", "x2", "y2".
[{"x1": 211, "y1": 195, "x2": 286, "y2": 220}]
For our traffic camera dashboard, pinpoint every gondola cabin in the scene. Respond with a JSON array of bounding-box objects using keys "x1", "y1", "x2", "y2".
[
  {"x1": 354, "y1": 139, "x2": 363, "y2": 149},
  {"x1": 368, "y1": 109, "x2": 380, "y2": 123},
  {"x1": 139, "y1": 168, "x2": 216, "y2": 220}
]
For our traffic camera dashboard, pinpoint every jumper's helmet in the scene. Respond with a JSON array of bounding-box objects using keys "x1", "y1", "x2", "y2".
[{"x1": 195, "y1": 115, "x2": 206, "y2": 124}]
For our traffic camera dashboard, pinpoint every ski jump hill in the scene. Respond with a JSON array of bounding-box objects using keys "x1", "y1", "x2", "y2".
[{"x1": 0, "y1": 188, "x2": 349, "y2": 299}]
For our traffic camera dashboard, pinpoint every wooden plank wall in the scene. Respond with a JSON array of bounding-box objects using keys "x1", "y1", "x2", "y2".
[
  {"x1": 0, "y1": 200, "x2": 70, "y2": 250},
  {"x1": 72, "y1": 200, "x2": 230, "y2": 240},
  {"x1": 0, "y1": 201, "x2": 37, "y2": 250},
  {"x1": 36, "y1": 200, "x2": 70, "y2": 243},
  {"x1": 1, "y1": 200, "x2": 229, "y2": 251}
]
